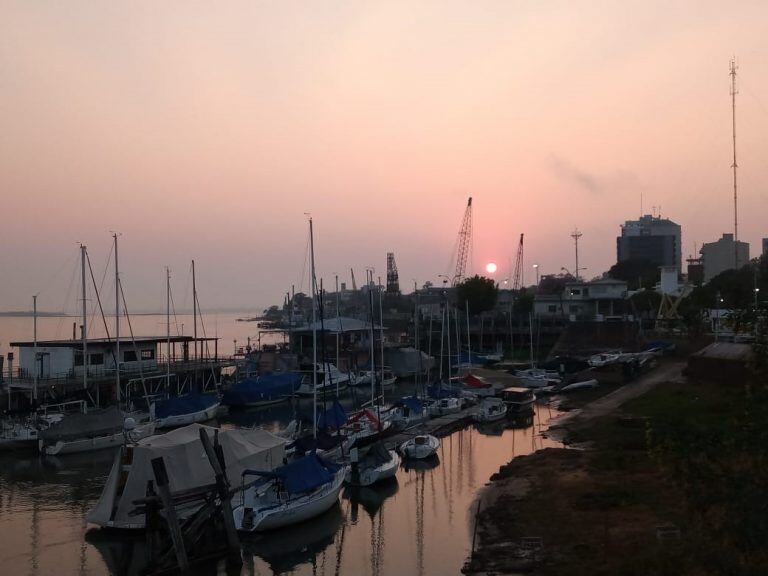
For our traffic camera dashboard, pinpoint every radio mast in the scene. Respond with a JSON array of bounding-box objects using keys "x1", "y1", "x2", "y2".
[{"x1": 730, "y1": 58, "x2": 739, "y2": 269}]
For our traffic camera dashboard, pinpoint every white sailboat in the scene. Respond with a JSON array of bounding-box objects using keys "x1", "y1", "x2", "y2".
[
  {"x1": 234, "y1": 452, "x2": 347, "y2": 532},
  {"x1": 345, "y1": 443, "x2": 401, "y2": 487}
]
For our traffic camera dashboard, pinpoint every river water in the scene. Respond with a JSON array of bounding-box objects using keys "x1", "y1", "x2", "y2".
[{"x1": 0, "y1": 314, "x2": 563, "y2": 575}]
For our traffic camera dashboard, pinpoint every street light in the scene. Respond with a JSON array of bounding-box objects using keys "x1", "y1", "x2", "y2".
[{"x1": 533, "y1": 263, "x2": 540, "y2": 285}]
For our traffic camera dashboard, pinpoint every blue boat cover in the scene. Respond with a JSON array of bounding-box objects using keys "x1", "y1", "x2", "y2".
[
  {"x1": 155, "y1": 393, "x2": 218, "y2": 419},
  {"x1": 222, "y1": 372, "x2": 302, "y2": 406},
  {"x1": 427, "y1": 384, "x2": 458, "y2": 399},
  {"x1": 317, "y1": 400, "x2": 348, "y2": 430},
  {"x1": 243, "y1": 452, "x2": 340, "y2": 494},
  {"x1": 398, "y1": 396, "x2": 424, "y2": 412},
  {"x1": 455, "y1": 351, "x2": 491, "y2": 366}
]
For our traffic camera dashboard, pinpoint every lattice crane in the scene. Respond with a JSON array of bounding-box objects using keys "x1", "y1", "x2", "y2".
[
  {"x1": 451, "y1": 197, "x2": 473, "y2": 286},
  {"x1": 512, "y1": 233, "x2": 524, "y2": 291}
]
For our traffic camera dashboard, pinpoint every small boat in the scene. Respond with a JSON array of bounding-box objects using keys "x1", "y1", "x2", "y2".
[
  {"x1": 400, "y1": 434, "x2": 440, "y2": 459},
  {"x1": 428, "y1": 397, "x2": 461, "y2": 418},
  {"x1": 461, "y1": 373, "x2": 500, "y2": 398},
  {"x1": 234, "y1": 452, "x2": 347, "y2": 532},
  {"x1": 389, "y1": 397, "x2": 429, "y2": 431},
  {"x1": 588, "y1": 352, "x2": 622, "y2": 367},
  {"x1": 500, "y1": 387, "x2": 536, "y2": 415},
  {"x1": 473, "y1": 397, "x2": 507, "y2": 423},
  {"x1": 295, "y1": 363, "x2": 351, "y2": 396},
  {"x1": 344, "y1": 408, "x2": 392, "y2": 449},
  {"x1": 154, "y1": 393, "x2": 220, "y2": 429},
  {"x1": 345, "y1": 443, "x2": 401, "y2": 487},
  {"x1": 38, "y1": 407, "x2": 155, "y2": 456},
  {"x1": 513, "y1": 368, "x2": 561, "y2": 389},
  {"x1": 560, "y1": 379, "x2": 599, "y2": 392},
  {"x1": 351, "y1": 368, "x2": 397, "y2": 389},
  {"x1": 0, "y1": 418, "x2": 41, "y2": 451},
  {"x1": 222, "y1": 373, "x2": 302, "y2": 407}
]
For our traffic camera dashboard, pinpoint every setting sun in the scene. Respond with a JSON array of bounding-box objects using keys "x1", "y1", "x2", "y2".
[{"x1": 485, "y1": 262, "x2": 497, "y2": 274}]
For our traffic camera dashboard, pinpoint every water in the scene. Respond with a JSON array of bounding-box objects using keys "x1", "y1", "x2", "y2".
[{"x1": 0, "y1": 397, "x2": 562, "y2": 575}]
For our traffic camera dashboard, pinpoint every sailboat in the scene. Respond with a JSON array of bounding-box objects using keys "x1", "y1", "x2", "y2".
[
  {"x1": 345, "y1": 442, "x2": 401, "y2": 487},
  {"x1": 153, "y1": 266, "x2": 220, "y2": 428},
  {"x1": 233, "y1": 451, "x2": 347, "y2": 532}
]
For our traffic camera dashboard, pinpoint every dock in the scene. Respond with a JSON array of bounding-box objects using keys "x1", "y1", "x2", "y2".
[{"x1": 383, "y1": 409, "x2": 475, "y2": 451}]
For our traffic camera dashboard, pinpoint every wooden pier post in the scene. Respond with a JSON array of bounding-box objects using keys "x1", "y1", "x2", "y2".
[
  {"x1": 199, "y1": 428, "x2": 240, "y2": 555},
  {"x1": 150, "y1": 457, "x2": 189, "y2": 573}
]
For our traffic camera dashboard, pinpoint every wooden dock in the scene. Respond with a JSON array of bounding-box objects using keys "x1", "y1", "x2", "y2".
[{"x1": 383, "y1": 408, "x2": 476, "y2": 451}]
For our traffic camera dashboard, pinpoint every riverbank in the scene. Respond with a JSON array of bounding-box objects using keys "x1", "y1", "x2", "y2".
[{"x1": 465, "y1": 358, "x2": 768, "y2": 575}]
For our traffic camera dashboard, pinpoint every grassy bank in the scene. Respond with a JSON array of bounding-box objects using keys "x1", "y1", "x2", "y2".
[{"x1": 467, "y1": 371, "x2": 768, "y2": 575}]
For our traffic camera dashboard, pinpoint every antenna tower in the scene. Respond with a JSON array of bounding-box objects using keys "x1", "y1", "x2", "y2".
[
  {"x1": 386, "y1": 252, "x2": 400, "y2": 294},
  {"x1": 730, "y1": 58, "x2": 740, "y2": 269},
  {"x1": 512, "y1": 234, "x2": 524, "y2": 291},
  {"x1": 571, "y1": 228, "x2": 583, "y2": 280},
  {"x1": 451, "y1": 197, "x2": 473, "y2": 286}
]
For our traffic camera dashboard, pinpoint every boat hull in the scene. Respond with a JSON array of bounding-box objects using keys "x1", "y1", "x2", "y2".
[
  {"x1": 345, "y1": 451, "x2": 401, "y2": 487},
  {"x1": 234, "y1": 469, "x2": 346, "y2": 532},
  {"x1": 155, "y1": 403, "x2": 220, "y2": 429},
  {"x1": 400, "y1": 435, "x2": 440, "y2": 459},
  {"x1": 41, "y1": 423, "x2": 155, "y2": 456}
]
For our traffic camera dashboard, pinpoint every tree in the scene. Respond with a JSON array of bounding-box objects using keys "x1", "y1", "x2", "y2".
[
  {"x1": 455, "y1": 275, "x2": 498, "y2": 315},
  {"x1": 607, "y1": 258, "x2": 660, "y2": 290}
]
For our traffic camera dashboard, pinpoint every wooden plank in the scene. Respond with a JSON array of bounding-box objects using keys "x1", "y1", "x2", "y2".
[
  {"x1": 199, "y1": 428, "x2": 240, "y2": 555},
  {"x1": 151, "y1": 456, "x2": 189, "y2": 573}
]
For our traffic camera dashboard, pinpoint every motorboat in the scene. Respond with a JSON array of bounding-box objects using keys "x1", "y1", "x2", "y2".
[
  {"x1": 351, "y1": 368, "x2": 397, "y2": 390},
  {"x1": 513, "y1": 368, "x2": 561, "y2": 389},
  {"x1": 295, "y1": 363, "x2": 351, "y2": 396},
  {"x1": 399, "y1": 434, "x2": 440, "y2": 459},
  {"x1": 588, "y1": 352, "x2": 622, "y2": 368},
  {"x1": 345, "y1": 443, "x2": 401, "y2": 487},
  {"x1": 428, "y1": 397, "x2": 461, "y2": 418},
  {"x1": 234, "y1": 452, "x2": 347, "y2": 532},
  {"x1": 153, "y1": 393, "x2": 220, "y2": 429},
  {"x1": 500, "y1": 387, "x2": 536, "y2": 415},
  {"x1": 461, "y1": 373, "x2": 500, "y2": 398},
  {"x1": 560, "y1": 379, "x2": 599, "y2": 392},
  {"x1": 0, "y1": 418, "x2": 41, "y2": 451},
  {"x1": 473, "y1": 397, "x2": 507, "y2": 423}
]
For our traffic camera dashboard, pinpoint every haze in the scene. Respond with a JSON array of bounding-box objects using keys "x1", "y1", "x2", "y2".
[{"x1": 1, "y1": 1, "x2": 767, "y2": 312}]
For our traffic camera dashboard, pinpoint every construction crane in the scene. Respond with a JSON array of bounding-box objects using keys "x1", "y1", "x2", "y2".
[
  {"x1": 350, "y1": 268, "x2": 357, "y2": 291},
  {"x1": 451, "y1": 197, "x2": 473, "y2": 286},
  {"x1": 512, "y1": 233, "x2": 524, "y2": 291},
  {"x1": 386, "y1": 252, "x2": 400, "y2": 294}
]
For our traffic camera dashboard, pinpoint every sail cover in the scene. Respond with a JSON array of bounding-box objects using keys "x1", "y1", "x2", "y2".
[
  {"x1": 317, "y1": 400, "x2": 348, "y2": 430},
  {"x1": 245, "y1": 452, "x2": 340, "y2": 494},
  {"x1": 155, "y1": 393, "x2": 218, "y2": 418},
  {"x1": 222, "y1": 373, "x2": 301, "y2": 406},
  {"x1": 87, "y1": 423, "x2": 286, "y2": 529}
]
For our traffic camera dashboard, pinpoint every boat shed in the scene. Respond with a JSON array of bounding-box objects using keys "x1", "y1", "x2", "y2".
[{"x1": 10, "y1": 336, "x2": 217, "y2": 380}]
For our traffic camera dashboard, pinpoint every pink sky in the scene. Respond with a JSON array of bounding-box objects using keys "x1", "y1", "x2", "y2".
[{"x1": 1, "y1": 1, "x2": 767, "y2": 311}]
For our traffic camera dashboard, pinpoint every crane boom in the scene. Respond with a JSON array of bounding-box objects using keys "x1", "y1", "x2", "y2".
[
  {"x1": 452, "y1": 197, "x2": 473, "y2": 286},
  {"x1": 512, "y1": 234, "x2": 524, "y2": 291}
]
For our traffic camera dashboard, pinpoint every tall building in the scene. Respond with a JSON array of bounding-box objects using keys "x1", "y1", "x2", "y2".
[
  {"x1": 616, "y1": 214, "x2": 681, "y2": 269},
  {"x1": 763, "y1": 237, "x2": 768, "y2": 256},
  {"x1": 700, "y1": 233, "x2": 750, "y2": 283}
]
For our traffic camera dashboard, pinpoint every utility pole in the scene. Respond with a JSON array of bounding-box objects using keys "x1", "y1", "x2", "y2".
[
  {"x1": 571, "y1": 228, "x2": 583, "y2": 281},
  {"x1": 114, "y1": 232, "x2": 120, "y2": 403},
  {"x1": 730, "y1": 58, "x2": 740, "y2": 269}
]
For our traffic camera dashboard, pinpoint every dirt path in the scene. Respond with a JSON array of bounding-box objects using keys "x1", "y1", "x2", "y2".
[{"x1": 547, "y1": 360, "x2": 686, "y2": 440}]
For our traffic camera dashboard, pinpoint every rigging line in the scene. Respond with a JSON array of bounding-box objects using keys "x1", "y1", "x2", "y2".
[
  {"x1": 298, "y1": 226, "x2": 310, "y2": 302},
  {"x1": 85, "y1": 250, "x2": 117, "y2": 368},
  {"x1": 194, "y1": 289, "x2": 218, "y2": 382},
  {"x1": 169, "y1": 280, "x2": 181, "y2": 337},
  {"x1": 36, "y1": 252, "x2": 78, "y2": 298},
  {"x1": 119, "y1": 280, "x2": 149, "y2": 402},
  {"x1": 55, "y1": 255, "x2": 80, "y2": 339},
  {"x1": 88, "y1": 244, "x2": 114, "y2": 332}
]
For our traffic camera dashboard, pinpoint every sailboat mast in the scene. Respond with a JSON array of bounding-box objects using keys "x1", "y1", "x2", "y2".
[
  {"x1": 166, "y1": 267, "x2": 171, "y2": 391},
  {"x1": 192, "y1": 259, "x2": 197, "y2": 361},
  {"x1": 529, "y1": 312, "x2": 534, "y2": 368},
  {"x1": 114, "y1": 233, "x2": 120, "y2": 403},
  {"x1": 367, "y1": 270, "x2": 376, "y2": 408},
  {"x1": 378, "y1": 282, "x2": 385, "y2": 404},
  {"x1": 33, "y1": 294, "x2": 38, "y2": 403},
  {"x1": 335, "y1": 274, "x2": 340, "y2": 378},
  {"x1": 309, "y1": 218, "x2": 318, "y2": 439},
  {"x1": 80, "y1": 244, "x2": 88, "y2": 392}
]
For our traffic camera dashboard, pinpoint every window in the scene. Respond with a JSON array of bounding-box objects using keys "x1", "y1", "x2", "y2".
[
  {"x1": 141, "y1": 349, "x2": 155, "y2": 360},
  {"x1": 548, "y1": 305, "x2": 557, "y2": 313},
  {"x1": 74, "y1": 352, "x2": 84, "y2": 366},
  {"x1": 123, "y1": 350, "x2": 137, "y2": 362},
  {"x1": 571, "y1": 289, "x2": 581, "y2": 296},
  {"x1": 89, "y1": 353, "x2": 104, "y2": 365}
]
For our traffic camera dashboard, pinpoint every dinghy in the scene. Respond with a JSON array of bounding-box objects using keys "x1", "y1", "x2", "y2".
[{"x1": 399, "y1": 434, "x2": 440, "y2": 459}]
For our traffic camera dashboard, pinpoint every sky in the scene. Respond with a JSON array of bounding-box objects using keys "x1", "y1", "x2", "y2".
[{"x1": 1, "y1": 1, "x2": 767, "y2": 313}]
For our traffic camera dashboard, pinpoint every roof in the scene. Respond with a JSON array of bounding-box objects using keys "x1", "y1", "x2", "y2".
[
  {"x1": 691, "y1": 342, "x2": 752, "y2": 362},
  {"x1": 11, "y1": 335, "x2": 218, "y2": 348},
  {"x1": 293, "y1": 316, "x2": 383, "y2": 334}
]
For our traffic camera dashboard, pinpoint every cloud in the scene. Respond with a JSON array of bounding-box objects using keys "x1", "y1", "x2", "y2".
[{"x1": 549, "y1": 156, "x2": 644, "y2": 197}]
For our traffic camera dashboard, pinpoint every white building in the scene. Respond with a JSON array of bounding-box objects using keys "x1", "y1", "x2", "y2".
[
  {"x1": 534, "y1": 278, "x2": 630, "y2": 321},
  {"x1": 700, "y1": 233, "x2": 750, "y2": 283}
]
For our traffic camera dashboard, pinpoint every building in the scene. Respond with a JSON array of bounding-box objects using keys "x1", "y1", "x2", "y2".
[
  {"x1": 763, "y1": 238, "x2": 768, "y2": 256},
  {"x1": 700, "y1": 233, "x2": 750, "y2": 283},
  {"x1": 616, "y1": 214, "x2": 681, "y2": 269},
  {"x1": 534, "y1": 278, "x2": 630, "y2": 322}
]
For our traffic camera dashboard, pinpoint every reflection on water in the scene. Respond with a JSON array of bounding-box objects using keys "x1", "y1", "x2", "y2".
[{"x1": 0, "y1": 393, "x2": 562, "y2": 576}]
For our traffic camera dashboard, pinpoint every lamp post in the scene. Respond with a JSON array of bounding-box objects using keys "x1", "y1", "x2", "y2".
[{"x1": 533, "y1": 264, "x2": 540, "y2": 285}]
